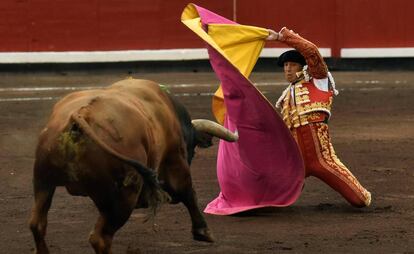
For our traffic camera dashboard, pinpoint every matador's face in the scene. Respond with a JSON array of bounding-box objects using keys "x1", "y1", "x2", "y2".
[{"x1": 283, "y1": 61, "x2": 303, "y2": 83}]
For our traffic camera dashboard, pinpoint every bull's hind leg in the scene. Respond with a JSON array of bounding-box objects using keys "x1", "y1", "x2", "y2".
[
  {"x1": 160, "y1": 160, "x2": 214, "y2": 242},
  {"x1": 29, "y1": 178, "x2": 56, "y2": 254},
  {"x1": 88, "y1": 185, "x2": 139, "y2": 254}
]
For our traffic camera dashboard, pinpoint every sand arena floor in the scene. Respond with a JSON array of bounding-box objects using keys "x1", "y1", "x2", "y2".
[{"x1": 0, "y1": 71, "x2": 413, "y2": 253}]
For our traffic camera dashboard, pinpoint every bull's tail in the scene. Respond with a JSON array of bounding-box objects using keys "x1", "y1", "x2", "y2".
[{"x1": 70, "y1": 112, "x2": 167, "y2": 217}]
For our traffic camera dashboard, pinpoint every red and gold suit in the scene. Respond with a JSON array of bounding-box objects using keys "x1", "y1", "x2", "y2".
[{"x1": 277, "y1": 28, "x2": 371, "y2": 207}]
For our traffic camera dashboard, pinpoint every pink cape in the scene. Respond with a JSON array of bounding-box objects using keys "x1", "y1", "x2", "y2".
[{"x1": 185, "y1": 5, "x2": 305, "y2": 215}]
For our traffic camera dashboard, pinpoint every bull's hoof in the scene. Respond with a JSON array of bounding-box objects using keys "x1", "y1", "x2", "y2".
[{"x1": 192, "y1": 228, "x2": 215, "y2": 242}]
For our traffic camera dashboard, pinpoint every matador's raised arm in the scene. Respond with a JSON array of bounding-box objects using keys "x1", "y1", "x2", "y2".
[{"x1": 279, "y1": 27, "x2": 328, "y2": 79}]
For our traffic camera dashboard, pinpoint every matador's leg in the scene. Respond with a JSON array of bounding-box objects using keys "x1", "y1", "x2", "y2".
[{"x1": 297, "y1": 123, "x2": 371, "y2": 207}]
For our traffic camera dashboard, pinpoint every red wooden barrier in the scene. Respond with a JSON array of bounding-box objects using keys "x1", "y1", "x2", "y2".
[{"x1": 0, "y1": 0, "x2": 413, "y2": 58}]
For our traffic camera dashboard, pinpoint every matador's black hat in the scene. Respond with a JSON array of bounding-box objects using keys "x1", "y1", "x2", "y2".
[{"x1": 277, "y1": 50, "x2": 306, "y2": 67}]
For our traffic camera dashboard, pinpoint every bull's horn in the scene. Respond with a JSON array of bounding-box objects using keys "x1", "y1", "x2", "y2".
[{"x1": 192, "y1": 119, "x2": 238, "y2": 142}]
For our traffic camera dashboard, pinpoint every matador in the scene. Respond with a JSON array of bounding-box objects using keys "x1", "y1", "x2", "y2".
[{"x1": 267, "y1": 27, "x2": 371, "y2": 207}]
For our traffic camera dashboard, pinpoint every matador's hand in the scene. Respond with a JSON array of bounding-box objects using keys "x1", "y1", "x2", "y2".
[{"x1": 266, "y1": 29, "x2": 282, "y2": 41}]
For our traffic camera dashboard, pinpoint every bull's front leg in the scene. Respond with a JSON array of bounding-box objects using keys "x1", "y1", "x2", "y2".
[
  {"x1": 160, "y1": 161, "x2": 214, "y2": 242},
  {"x1": 181, "y1": 186, "x2": 214, "y2": 242}
]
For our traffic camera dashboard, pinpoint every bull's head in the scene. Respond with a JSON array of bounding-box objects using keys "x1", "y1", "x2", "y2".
[
  {"x1": 192, "y1": 119, "x2": 238, "y2": 145},
  {"x1": 166, "y1": 92, "x2": 238, "y2": 165},
  {"x1": 186, "y1": 119, "x2": 238, "y2": 164}
]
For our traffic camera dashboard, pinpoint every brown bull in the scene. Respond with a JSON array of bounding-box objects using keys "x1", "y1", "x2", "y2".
[{"x1": 29, "y1": 79, "x2": 238, "y2": 254}]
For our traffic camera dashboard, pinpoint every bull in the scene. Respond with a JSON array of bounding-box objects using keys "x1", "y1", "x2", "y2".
[{"x1": 29, "y1": 79, "x2": 238, "y2": 254}]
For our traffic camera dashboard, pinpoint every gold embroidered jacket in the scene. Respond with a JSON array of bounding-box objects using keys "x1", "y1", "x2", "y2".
[{"x1": 278, "y1": 28, "x2": 334, "y2": 129}]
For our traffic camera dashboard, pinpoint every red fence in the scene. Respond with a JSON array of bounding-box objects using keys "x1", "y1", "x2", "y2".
[{"x1": 1, "y1": 0, "x2": 413, "y2": 58}]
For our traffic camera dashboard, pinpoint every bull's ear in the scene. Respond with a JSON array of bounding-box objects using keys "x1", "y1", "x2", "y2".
[{"x1": 195, "y1": 131, "x2": 213, "y2": 148}]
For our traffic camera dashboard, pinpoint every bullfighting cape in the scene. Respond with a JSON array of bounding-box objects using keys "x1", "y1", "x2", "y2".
[{"x1": 181, "y1": 4, "x2": 305, "y2": 215}]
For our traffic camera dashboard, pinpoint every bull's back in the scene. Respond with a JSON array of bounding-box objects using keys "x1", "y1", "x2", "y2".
[{"x1": 37, "y1": 79, "x2": 181, "y2": 170}]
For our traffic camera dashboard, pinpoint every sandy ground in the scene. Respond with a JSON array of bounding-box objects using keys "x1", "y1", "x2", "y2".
[{"x1": 0, "y1": 71, "x2": 413, "y2": 253}]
